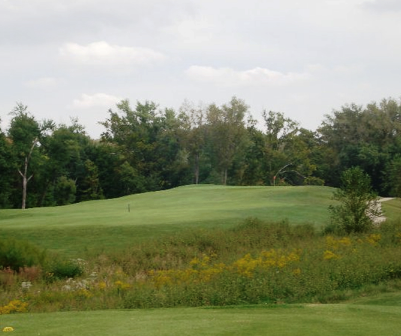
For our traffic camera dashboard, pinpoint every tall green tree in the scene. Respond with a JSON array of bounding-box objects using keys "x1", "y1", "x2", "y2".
[
  {"x1": 263, "y1": 111, "x2": 315, "y2": 185},
  {"x1": 318, "y1": 98, "x2": 401, "y2": 193},
  {"x1": 178, "y1": 101, "x2": 208, "y2": 184},
  {"x1": 206, "y1": 97, "x2": 249, "y2": 185},
  {"x1": 78, "y1": 159, "x2": 104, "y2": 201},
  {"x1": 232, "y1": 122, "x2": 266, "y2": 185},
  {"x1": 37, "y1": 119, "x2": 90, "y2": 206},
  {"x1": 0, "y1": 120, "x2": 14, "y2": 208},
  {"x1": 100, "y1": 100, "x2": 190, "y2": 193}
]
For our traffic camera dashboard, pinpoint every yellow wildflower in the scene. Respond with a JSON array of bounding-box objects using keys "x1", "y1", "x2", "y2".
[
  {"x1": 293, "y1": 268, "x2": 301, "y2": 276},
  {"x1": 366, "y1": 234, "x2": 381, "y2": 245},
  {"x1": 76, "y1": 289, "x2": 92, "y2": 298},
  {"x1": 0, "y1": 300, "x2": 28, "y2": 315},
  {"x1": 200, "y1": 255, "x2": 211, "y2": 267},
  {"x1": 114, "y1": 280, "x2": 131, "y2": 290},
  {"x1": 190, "y1": 257, "x2": 200, "y2": 266},
  {"x1": 98, "y1": 281, "x2": 107, "y2": 290},
  {"x1": 326, "y1": 236, "x2": 338, "y2": 249},
  {"x1": 338, "y1": 237, "x2": 352, "y2": 246},
  {"x1": 323, "y1": 250, "x2": 340, "y2": 260},
  {"x1": 2, "y1": 327, "x2": 14, "y2": 332}
]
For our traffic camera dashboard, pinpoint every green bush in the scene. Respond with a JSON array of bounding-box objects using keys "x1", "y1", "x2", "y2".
[
  {"x1": 47, "y1": 259, "x2": 84, "y2": 280},
  {"x1": 328, "y1": 167, "x2": 381, "y2": 234},
  {"x1": 303, "y1": 177, "x2": 325, "y2": 186},
  {"x1": 0, "y1": 239, "x2": 47, "y2": 271}
]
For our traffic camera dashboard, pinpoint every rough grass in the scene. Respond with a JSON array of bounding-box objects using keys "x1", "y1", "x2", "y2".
[
  {"x1": 0, "y1": 185, "x2": 334, "y2": 256},
  {"x1": 3, "y1": 219, "x2": 401, "y2": 313},
  {"x1": 2, "y1": 300, "x2": 401, "y2": 336}
]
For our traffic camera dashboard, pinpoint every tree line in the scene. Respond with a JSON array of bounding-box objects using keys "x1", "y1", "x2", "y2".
[{"x1": 1, "y1": 96, "x2": 400, "y2": 209}]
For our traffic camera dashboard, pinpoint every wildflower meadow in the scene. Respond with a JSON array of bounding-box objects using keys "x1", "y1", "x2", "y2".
[{"x1": 2, "y1": 218, "x2": 401, "y2": 313}]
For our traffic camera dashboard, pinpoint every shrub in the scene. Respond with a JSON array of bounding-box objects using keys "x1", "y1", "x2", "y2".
[
  {"x1": 46, "y1": 259, "x2": 84, "y2": 280},
  {"x1": 328, "y1": 167, "x2": 381, "y2": 234},
  {"x1": 0, "y1": 300, "x2": 28, "y2": 314},
  {"x1": 0, "y1": 239, "x2": 47, "y2": 272},
  {"x1": 303, "y1": 177, "x2": 325, "y2": 186}
]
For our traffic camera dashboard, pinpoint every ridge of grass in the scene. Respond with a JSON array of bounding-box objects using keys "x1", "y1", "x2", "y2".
[{"x1": 0, "y1": 185, "x2": 334, "y2": 256}]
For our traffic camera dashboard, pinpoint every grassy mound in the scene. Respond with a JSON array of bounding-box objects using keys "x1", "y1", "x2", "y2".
[{"x1": 0, "y1": 185, "x2": 334, "y2": 256}]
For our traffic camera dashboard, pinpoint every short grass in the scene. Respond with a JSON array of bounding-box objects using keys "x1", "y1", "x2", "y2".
[
  {"x1": 381, "y1": 198, "x2": 401, "y2": 221},
  {"x1": 351, "y1": 291, "x2": 401, "y2": 306},
  {"x1": 0, "y1": 185, "x2": 334, "y2": 256},
  {"x1": 2, "y1": 298, "x2": 401, "y2": 336}
]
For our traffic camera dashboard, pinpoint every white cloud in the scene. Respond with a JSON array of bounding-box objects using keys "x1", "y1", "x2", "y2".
[
  {"x1": 186, "y1": 66, "x2": 310, "y2": 87},
  {"x1": 24, "y1": 77, "x2": 58, "y2": 89},
  {"x1": 361, "y1": 0, "x2": 401, "y2": 12},
  {"x1": 306, "y1": 63, "x2": 364, "y2": 76},
  {"x1": 72, "y1": 93, "x2": 122, "y2": 109},
  {"x1": 59, "y1": 41, "x2": 166, "y2": 67}
]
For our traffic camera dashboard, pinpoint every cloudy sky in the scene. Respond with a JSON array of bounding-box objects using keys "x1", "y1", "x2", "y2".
[{"x1": 1, "y1": 0, "x2": 400, "y2": 138}]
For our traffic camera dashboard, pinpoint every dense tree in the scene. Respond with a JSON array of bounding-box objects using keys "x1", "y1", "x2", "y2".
[
  {"x1": 232, "y1": 124, "x2": 266, "y2": 185},
  {"x1": 78, "y1": 159, "x2": 104, "y2": 201},
  {"x1": 100, "y1": 100, "x2": 191, "y2": 193},
  {"x1": 319, "y1": 98, "x2": 401, "y2": 194},
  {"x1": 35, "y1": 119, "x2": 91, "y2": 206},
  {"x1": 1, "y1": 96, "x2": 399, "y2": 209},
  {"x1": 154, "y1": 108, "x2": 192, "y2": 188},
  {"x1": 262, "y1": 111, "x2": 320, "y2": 185},
  {"x1": 54, "y1": 176, "x2": 77, "y2": 205},
  {"x1": 0, "y1": 121, "x2": 14, "y2": 208},
  {"x1": 383, "y1": 155, "x2": 401, "y2": 198},
  {"x1": 178, "y1": 101, "x2": 208, "y2": 184},
  {"x1": 206, "y1": 97, "x2": 249, "y2": 185}
]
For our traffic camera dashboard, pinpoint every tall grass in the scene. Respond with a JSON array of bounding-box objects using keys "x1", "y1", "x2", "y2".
[{"x1": 2, "y1": 218, "x2": 401, "y2": 313}]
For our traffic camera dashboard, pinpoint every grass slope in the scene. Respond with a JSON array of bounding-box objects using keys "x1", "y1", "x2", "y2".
[
  {"x1": 382, "y1": 199, "x2": 401, "y2": 221},
  {"x1": 2, "y1": 299, "x2": 401, "y2": 336},
  {"x1": 0, "y1": 185, "x2": 334, "y2": 256}
]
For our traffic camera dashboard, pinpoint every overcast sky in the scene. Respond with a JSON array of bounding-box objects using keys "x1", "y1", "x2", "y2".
[{"x1": 1, "y1": 0, "x2": 400, "y2": 138}]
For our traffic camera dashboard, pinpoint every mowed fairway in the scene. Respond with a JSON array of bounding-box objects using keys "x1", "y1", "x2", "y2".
[
  {"x1": 3, "y1": 298, "x2": 401, "y2": 336},
  {"x1": 0, "y1": 185, "x2": 334, "y2": 255}
]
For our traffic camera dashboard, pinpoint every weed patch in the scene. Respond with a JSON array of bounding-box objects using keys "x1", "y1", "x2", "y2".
[{"x1": 2, "y1": 219, "x2": 401, "y2": 312}]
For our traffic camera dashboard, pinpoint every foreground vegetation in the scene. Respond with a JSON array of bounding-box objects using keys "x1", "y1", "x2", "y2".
[{"x1": 2, "y1": 215, "x2": 401, "y2": 313}]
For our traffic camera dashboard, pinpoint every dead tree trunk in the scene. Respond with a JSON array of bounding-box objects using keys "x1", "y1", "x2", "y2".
[
  {"x1": 194, "y1": 153, "x2": 200, "y2": 184},
  {"x1": 18, "y1": 138, "x2": 37, "y2": 209}
]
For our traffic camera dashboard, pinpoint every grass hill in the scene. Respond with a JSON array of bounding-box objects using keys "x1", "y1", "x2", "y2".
[{"x1": 0, "y1": 185, "x2": 334, "y2": 256}]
